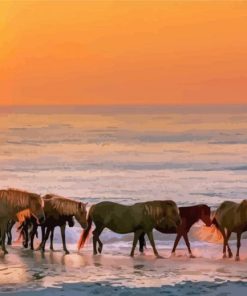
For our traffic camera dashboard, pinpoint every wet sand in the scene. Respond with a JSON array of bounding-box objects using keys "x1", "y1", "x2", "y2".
[{"x1": 1, "y1": 241, "x2": 247, "y2": 295}]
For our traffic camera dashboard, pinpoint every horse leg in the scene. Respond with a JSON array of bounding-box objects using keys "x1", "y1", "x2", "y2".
[
  {"x1": 7, "y1": 220, "x2": 15, "y2": 245},
  {"x1": 37, "y1": 225, "x2": 46, "y2": 250},
  {"x1": 146, "y1": 230, "x2": 162, "y2": 258},
  {"x1": 130, "y1": 229, "x2": 143, "y2": 257},
  {"x1": 50, "y1": 227, "x2": 54, "y2": 251},
  {"x1": 92, "y1": 225, "x2": 104, "y2": 255},
  {"x1": 226, "y1": 230, "x2": 232, "y2": 258},
  {"x1": 182, "y1": 232, "x2": 194, "y2": 258},
  {"x1": 30, "y1": 224, "x2": 38, "y2": 250},
  {"x1": 60, "y1": 224, "x2": 69, "y2": 254},
  {"x1": 40, "y1": 226, "x2": 51, "y2": 252},
  {"x1": 235, "y1": 232, "x2": 242, "y2": 261},
  {"x1": 97, "y1": 232, "x2": 104, "y2": 254},
  {"x1": 23, "y1": 223, "x2": 29, "y2": 248},
  {"x1": 218, "y1": 226, "x2": 228, "y2": 258},
  {"x1": 171, "y1": 232, "x2": 182, "y2": 255},
  {"x1": 0, "y1": 221, "x2": 8, "y2": 254},
  {"x1": 138, "y1": 232, "x2": 146, "y2": 253}
]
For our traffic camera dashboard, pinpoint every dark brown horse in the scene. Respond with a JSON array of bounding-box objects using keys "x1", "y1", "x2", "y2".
[
  {"x1": 139, "y1": 204, "x2": 211, "y2": 258},
  {"x1": 17, "y1": 214, "x2": 75, "y2": 252}
]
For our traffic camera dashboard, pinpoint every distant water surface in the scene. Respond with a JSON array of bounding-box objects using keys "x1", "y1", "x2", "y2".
[{"x1": 1, "y1": 105, "x2": 247, "y2": 207}]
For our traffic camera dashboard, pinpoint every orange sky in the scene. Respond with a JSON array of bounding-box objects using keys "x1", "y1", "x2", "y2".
[{"x1": 0, "y1": 1, "x2": 247, "y2": 105}]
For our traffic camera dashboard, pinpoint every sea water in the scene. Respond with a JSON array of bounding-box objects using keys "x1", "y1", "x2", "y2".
[{"x1": 1, "y1": 105, "x2": 247, "y2": 294}]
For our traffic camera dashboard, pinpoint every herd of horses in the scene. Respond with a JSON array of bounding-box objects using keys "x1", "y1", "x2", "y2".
[{"x1": 1, "y1": 188, "x2": 247, "y2": 261}]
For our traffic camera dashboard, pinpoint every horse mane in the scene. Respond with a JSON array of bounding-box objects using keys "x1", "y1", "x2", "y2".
[
  {"x1": 44, "y1": 194, "x2": 80, "y2": 215},
  {"x1": 144, "y1": 201, "x2": 169, "y2": 224},
  {"x1": 0, "y1": 188, "x2": 40, "y2": 211}
]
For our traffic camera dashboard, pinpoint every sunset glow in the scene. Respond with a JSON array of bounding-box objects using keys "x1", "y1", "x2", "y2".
[{"x1": 0, "y1": 1, "x2": 247, "y2": 105}]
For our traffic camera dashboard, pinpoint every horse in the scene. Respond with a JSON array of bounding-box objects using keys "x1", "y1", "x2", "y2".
[
  {"x1": 19, "y1": 214, "x2": 75, "y2": 253},
  {"x1": 212, "y1": 200, "x2": 247, "y2": 261},
  {"x1": 138, "y1": 204, "x2": 211, "y2": 258},
  {"x1": 6, "y1": 209, "x2": 32, "y2": 245},
  {"x1": 19, "y1": 194, "x2": 88, "y2": 254},
  {"x1": 78, "y1": 200, "x2": 181, "y2": 258},
  {"x1": 1, "y1": 209, "x2": 32, "y2": 246},
  {"x1": 0, "y1": 188, "x2": 45, "y2": 254}
]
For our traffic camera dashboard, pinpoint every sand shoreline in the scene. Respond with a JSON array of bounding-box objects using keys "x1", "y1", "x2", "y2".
[{"x1": 1, "y1": 243, "x2": 247, "y2": 295}]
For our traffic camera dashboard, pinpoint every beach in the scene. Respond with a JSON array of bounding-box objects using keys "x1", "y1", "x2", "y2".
[
  {"x1": 1, "y1": 238, "x2": 247, "y2": 295},
  {"x1": 1, "y1": 105, "x2": 247, "y2": 295}
]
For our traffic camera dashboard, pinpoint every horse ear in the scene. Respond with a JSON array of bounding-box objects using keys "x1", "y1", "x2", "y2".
[
  {"x1": 78, "y1": 202, "x2": 87, "y2": 208},
  {"x1": 81, "y1": 202, "x2": 88, "y2": 208}
]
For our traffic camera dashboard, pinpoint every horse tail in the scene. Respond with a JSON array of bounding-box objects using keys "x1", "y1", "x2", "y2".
[
  {"x1": 77, "y1": 212, "x2": 93, "y2": 250},
  {"x1": 211, "y1": 217, "x2": 219, "y2": 228}
]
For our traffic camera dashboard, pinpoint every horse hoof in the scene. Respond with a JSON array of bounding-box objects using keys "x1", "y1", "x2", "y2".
[
  {"x1": 156, "y1": 255, "x2": 164, "y2": 259},
  {"x1": 189, "y1": 254, "x2": 196, "y2": 259},
  {"x1": 235, "y1": 256, "x2": 240, "y2": 261},
  {"x1": 170, "y1": 252, "x2": 176, "y2": 257},
  {"x1": 64, "y1": 250, "x2": 70, "y2": 255},
  {"x1": 222, "y1": 253, "x2": 227, "y2": 259},
  {"x1": 228, "y1": 253, "x2": 233, "y2": 258},
  {"x1": 3, "y1": 250, "x2": 8, "y2": 255},
  {"x1": 130, "y1": 253, "x2": 134, "y2": 257}
]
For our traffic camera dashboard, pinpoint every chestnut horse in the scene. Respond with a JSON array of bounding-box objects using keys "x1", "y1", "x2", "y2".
[{"x1": 139, "y1": 204, "x2": 211, "y2": 258}]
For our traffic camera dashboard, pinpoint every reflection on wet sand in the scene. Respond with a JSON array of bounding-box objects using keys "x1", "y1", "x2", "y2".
[{"x1": 1, "y1": 241, "x2": 247, "y2": 293}]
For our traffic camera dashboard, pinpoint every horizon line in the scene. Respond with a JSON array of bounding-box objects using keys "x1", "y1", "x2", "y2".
[
  {"x1": 1, "y1": 103, "x2": 247, "y2": 107},
  {"x1": 1, "y1": 104, "x2": 247, "y2": 114}
]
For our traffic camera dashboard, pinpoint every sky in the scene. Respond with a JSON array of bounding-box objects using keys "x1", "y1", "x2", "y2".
[{"x1": 0, "y1": 1, "x2": 247, "y2": 105}]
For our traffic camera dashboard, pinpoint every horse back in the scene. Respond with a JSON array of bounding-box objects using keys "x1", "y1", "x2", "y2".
[
  {"x1": 90, "y1": 201, "x2": 152, "y2": 234},
  {"x1": 178, "y1": 206, "x2": 200, "y2": 227}
]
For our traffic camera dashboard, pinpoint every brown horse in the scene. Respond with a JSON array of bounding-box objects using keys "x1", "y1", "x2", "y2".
[
  {"x1": 33, "y1": 194, "x2": 87, "y2": 253},
  {"x1": 212, "y1": 200, "x2": 247, "y2": 261},
  {"x1": 78, "y1": 200, "x2": 181, "y2": 258},
  {"x1": 139, "y1": 204, "x2": 211, "y2": 258},
  {"x1": 0, "y1": 188, "x2": 45, "y2": 254}
]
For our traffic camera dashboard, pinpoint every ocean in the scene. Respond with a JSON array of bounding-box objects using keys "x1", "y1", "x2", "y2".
[{"x1": 1, "y1": 104, "x2": 247, "y2": 295}]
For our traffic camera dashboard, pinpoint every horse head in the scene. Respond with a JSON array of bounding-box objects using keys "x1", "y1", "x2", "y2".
[
  {"x1": 74, "y1": 202, "x2": 88, "y2": 229},
  {"x1": 29, "y1": 194, "x2": 45, "y2": 224},
  {"x1": 199, "y1": 204, "x2": 211, "y2": 226}
]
